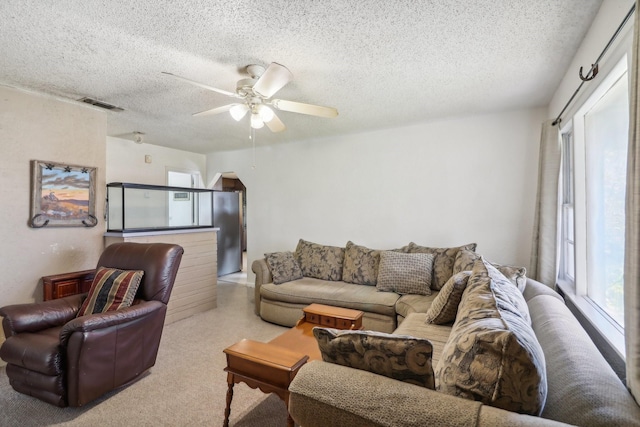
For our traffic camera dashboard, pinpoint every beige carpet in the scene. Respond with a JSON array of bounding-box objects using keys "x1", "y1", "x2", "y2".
[{"x1": 0, "y1": 279, "x2": 291, "y2": 426}]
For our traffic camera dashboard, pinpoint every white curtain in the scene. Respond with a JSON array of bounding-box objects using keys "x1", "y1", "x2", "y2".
[
  {"x1": 530, "y1": 120, "x2": 561, "y2": 287},
  {"x1": 624, "y1": 0, "x2": 640, "y2": 402}
]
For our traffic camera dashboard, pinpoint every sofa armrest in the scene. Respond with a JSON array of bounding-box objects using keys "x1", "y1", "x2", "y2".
[
  {"x1": 289, "y1": 361, "x2": 572, "y2": 427},
  {"x1": 0, "y1": 294, "x2": 84, "y2": 336},
  {"x1": 252, "y1": 258, "x2": 273, "y2": 315}
]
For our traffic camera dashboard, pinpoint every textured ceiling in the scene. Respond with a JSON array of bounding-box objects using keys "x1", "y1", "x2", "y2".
[{"x1": 0, "y1": 1, "x2": 603, "y2": 153}]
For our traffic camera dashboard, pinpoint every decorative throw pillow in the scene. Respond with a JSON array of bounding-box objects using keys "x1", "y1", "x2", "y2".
[
  {"x1": 342, "y1": 241, "x2": 380, "y2": 286},
  {"x1": 313, "y1": 327, "x2": 435, "y2": 389},
  {"x1": 295, "y1": 239, "x2": 345, "y2": 281},
  {"x1": 376, "y1": 251, "x2": 434, "y2": 295},
  {"x1": 77, "y1": 267, "x2": 144, "y2": 317},
  {"x1": 424, "y1": 270, "x2": 471, "y2": 324},
  {"x1": 265, "y1": 251, "x2": 303, "y2": 284},
  {"x1": 453, "y1": 249, "x2": 527, "y2": 292},
  {"x1": 406, "y1": 242, "x2": 477, "y2": 290},
  {"x1": 435, "y1": 258, "x2": 546, "y2": 415}
]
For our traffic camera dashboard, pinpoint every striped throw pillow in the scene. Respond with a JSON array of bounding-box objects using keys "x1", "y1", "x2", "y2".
[{"x1": 77, "y1": 267, "x2": 144, "y2": 316}]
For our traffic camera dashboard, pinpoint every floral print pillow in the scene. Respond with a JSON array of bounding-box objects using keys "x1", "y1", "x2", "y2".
[
  {"x1": 265, "y1": 251, "x2": 303, "y2": 284},
  {"x1": 424, "y1": 270, "x2": 472, "y2": 324},
  {"x1": 407, "y1": 242, "x2": 477, "y2": 290},
  {"x1": 342, "y1": 241, "x2": 380, "y2": 286},
  {"x1": 453, "y1": 249, "x2": 527, "y2": 292},
  {"x1": 435, "y1": 258, "x2": 546, "y2": 415},
  {"x1": 295, "y1": 239, "x2": 345, "y2": 281},
  {"x1": 314, "y1": 327, "x2": 435, "y2": 389}
]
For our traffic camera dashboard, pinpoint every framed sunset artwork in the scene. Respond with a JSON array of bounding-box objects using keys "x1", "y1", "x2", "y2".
[{"x1": 30, "y1": 160, "x2": 97, "y2": 228}]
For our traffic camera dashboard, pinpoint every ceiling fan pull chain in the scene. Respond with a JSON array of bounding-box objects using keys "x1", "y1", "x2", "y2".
[{"x1": 251, "y1": 126, "x2": 256, "y2": 169}]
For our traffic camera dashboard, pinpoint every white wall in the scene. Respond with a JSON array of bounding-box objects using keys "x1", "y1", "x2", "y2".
[
  {"x1": 106, "y1": 136, "x2": 206, "y2": 186},
  {"x1": 207, "y1": 107, "x2": 546, "y2": 283},
  {"x1": 0, "y1": 85, "x2": 107, "y2": 307}
]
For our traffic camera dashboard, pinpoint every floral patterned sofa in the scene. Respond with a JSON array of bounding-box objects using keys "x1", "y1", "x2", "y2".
[
  {"x1": 254, "y1": 239, "x2": 640, "y2": 426},
  {"x1": 253, "y1": 239, "x2": 484, "y2": 332}
]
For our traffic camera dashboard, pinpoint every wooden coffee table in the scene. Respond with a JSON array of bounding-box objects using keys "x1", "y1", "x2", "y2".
[{"x1": 223, "y1": 304, "x2": 364, "y2": 426}]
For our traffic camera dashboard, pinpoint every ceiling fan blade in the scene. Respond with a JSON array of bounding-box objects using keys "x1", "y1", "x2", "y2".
[
  {"x1": 265, "y1": 112, "x2": 286, "y2": 133},
  {"x1": 162, "y1": 72, "x2": 239, "y2": 98},
  {"x1": 271, "y1": 99, "x2": 338, "y2": 118},
  {"x1": 192, "y1": 104, "x2": 236, "y2": 117},
  {"x1": 252, "y1": 63, "x2": 293, "y2": 98}
]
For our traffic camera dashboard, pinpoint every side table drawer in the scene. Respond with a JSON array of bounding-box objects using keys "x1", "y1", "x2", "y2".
[
  {"x1": 306, "y1": 313, "x2": 320, "y2": 324},
  {"x1": 336, "y1": 318, "x2": 353, "y2": 329},
  {"x1": 320, "y1": 315, "x2": 336, "y2": 327}
]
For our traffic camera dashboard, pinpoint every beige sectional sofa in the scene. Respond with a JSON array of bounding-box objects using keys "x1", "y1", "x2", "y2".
[{"x1": 253, "y1": 239, "x2": 640, "y2": 426}]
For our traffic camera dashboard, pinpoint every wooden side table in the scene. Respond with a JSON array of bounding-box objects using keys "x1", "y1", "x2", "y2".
[
  {"x1": 222, "y1": 304, "x2": 364, "y2": 426},
  {"x1": 301, "y1": 303, "x2": 363, "y2": 330},
  {"x1": 223, "y1": 339, "x2": 308, "y2": 427},
  {"x1": 42, "y1": 269, "x2": 95, "y2": 301}
]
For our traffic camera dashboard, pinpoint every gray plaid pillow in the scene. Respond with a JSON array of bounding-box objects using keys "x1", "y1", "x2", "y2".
[{"x1": 376, "y1": 251, "x2": 434, "y2": 295}]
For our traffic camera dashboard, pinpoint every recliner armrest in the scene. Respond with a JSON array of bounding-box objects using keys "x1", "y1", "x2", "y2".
[
  {"x1": 59, "y1": 300, "x2": 164, "y2": 346},
  {"x1": 0, "y1": 294, "x2": 84, "y2": 336}
]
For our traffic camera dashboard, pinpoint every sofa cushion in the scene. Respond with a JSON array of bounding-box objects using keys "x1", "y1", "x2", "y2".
[
  {"x1": 394, "y1": 313, "x2": 452, "y2": 368},
  {"x1": 295, "y1": 239, "x2": 345, "y2": 281},
  {"x1": 77, "y1": 267, "x2": 143, "y2": 316},
  {"x1": 265, "y1": 251, "x2": 303, "y2": 284},
  {"x1": 395, "y1": 293, "x2": 437, "y2": 318},
  {"x1": 342, "y1": 241, "x2": 380, "y2": 286},
  {"x1": 314, "y1": 327, "x2": 435, "y2": 389},
  {"x1": 435, "y1": 258, "x2": 547, "y2": 416},
  {"x1": 376, "y1": 251, "x2": 434, "y2": 295},
  {"x1": 453, "y1": 249, "x2": 527, "y2": 292},
  {"x1": 425, "y1": 271, "x2": 472, "y2": 325},
  {"x1": 406, "y1": 242, "x2": 477, "y2": 290},
  {"x1": 260, "y1": 278, "x2": 400, "y2": 316}
]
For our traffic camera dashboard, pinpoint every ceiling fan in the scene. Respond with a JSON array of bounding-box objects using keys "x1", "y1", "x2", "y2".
[{"x1": 162, "y1": 63, "x2": 338, "y2": 133}]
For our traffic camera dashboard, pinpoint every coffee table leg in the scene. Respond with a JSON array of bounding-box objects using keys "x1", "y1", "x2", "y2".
[
  {"x1": 223, "y1": 373, "x2": 234, "y2": 427},
  {"x1": 284, "y1": 391, "x2": 295, "y2": 427}
]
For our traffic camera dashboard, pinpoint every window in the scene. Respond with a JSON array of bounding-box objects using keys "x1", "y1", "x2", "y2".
[
  {"x1": 559, "y1": 55, "x2": 629, "y2": 353},
  {"x1": 559, "y1": 131, "x2": 575, "y2": 285},
  {"x1": 583, "y1": 71, "x2": 628, "y2": 326}
]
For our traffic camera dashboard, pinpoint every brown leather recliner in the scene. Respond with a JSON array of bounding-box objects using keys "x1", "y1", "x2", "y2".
[{"x1": 0, "y1": 242, "x2": 184, "y2": 407}]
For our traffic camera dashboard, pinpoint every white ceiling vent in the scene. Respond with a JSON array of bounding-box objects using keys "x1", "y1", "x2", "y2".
[{"x1": 78, "y1": 97, "x2": 124, "y2": 112}]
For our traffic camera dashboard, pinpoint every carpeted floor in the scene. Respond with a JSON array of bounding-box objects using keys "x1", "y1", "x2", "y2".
[{"x1": 0, "y1": 278, "x2": 292, "y2": 426}]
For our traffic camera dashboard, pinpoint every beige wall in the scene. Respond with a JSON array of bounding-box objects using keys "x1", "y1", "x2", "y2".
[
  {"x1": 0, "y1": 86, "x2": 107, "y2": 308},
  {"x1": 106, "y1": 136, "x2": 206, "y2": 186}
]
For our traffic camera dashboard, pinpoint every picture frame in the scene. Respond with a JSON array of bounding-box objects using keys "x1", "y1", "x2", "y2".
[{"x1": 29, "y1": 160, "x2": 97, "y2": 228}]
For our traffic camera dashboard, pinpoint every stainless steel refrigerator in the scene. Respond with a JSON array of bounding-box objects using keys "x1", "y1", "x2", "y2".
[{"x1": 213, "y1": 191, "x2": 242, "y2": 276}]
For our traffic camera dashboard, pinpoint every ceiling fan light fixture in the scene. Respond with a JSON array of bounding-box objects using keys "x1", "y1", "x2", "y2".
[
  {"x1": 258, "y1": 105, "x2": 275, "y2": 122},
  {"x1": 250, "y1": 113, "x2": 264, "y2": 129},
  {"x1": 229, "y1": 104, "x2": 249, "y2": 121}
]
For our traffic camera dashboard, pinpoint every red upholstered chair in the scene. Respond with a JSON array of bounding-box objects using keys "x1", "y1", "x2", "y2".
[{"x1": 0, "y1": 242, "x2": 184, "y2": 407}]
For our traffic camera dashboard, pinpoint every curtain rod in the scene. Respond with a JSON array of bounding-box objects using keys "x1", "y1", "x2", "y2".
[{"x1": 552, "y1": 3, "x2": 636, "y2": 126}]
